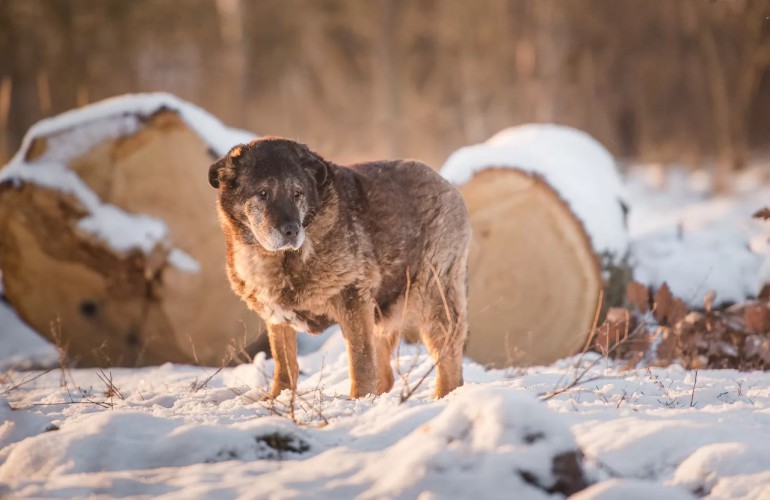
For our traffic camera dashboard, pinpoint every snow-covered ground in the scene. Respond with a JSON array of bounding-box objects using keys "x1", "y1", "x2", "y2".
[
  {"x1": 2, "y1": 333, "x2": 769, "y2": 498},
  {"x1": 626, "y1": 162, "x2": 770, "y2": 307},
  {"x1": 4, "y1": 160, "x2": 770, "y2": 496},
  {"x1": 3, "y1": 112, "x2": 770, "y2": 497}
]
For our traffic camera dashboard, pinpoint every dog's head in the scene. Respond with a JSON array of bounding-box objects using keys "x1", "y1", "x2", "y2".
[{"x1": 209, "y1": 137, "x2": 330, "y2": 252}]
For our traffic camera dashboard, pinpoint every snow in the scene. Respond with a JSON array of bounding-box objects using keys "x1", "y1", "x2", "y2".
[
  {"x1": 333, "y1": 387, "x2": 581, "y2": 498},
  {"x1": 671, "y1": 442, "x2": 770, "y2": 497},
  {"x1": 7, "y1": 92, "x2": 254, "y2": 167},
  {"x1": 0, "y1": 397, "x2": 53, "y2": 450},
  {"x1": 572, "y1": 479, "x2": 693, "y2": 500},
  {"x1": 0, "y1": 92, "x2": 253, "y2": 270},
  {"x1": 441, "y1": 124, "x2": 629, "y2": 257},
  {"x1": 0, "y1": 301, "x2": 57, "y2": 372},
  {"x1": 759, "y1": 256, "x2": 770, "y2": 295},
  {"x1": 76, "y1": 204, "x2": 169, "y2": 255},
  {"x1": 168, "y1": 248, "x2": 203, "y2": 274},
  {"x1": 2, "y1": 334, "x2": 770, "y2": 498},
  {"x1": 626, "y1": 164, "x2": 770, "y2": 305},
  {"x1": 2, "y1": 114, "x2": 770, "y2": 497}
]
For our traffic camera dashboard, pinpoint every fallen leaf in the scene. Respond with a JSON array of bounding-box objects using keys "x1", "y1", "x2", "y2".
[
  {"x1": 626, "y1": 281, "x2": 650, "y2": 314},
  {"x1": 653, "y1": 283, "x2": 674, "y2": 323},
  {"x1": 752, "y1": 207, "x2": 770, "y2": 220},
  {"x1": 745, "y1": 304, "x2": 770, "y2": 334}
]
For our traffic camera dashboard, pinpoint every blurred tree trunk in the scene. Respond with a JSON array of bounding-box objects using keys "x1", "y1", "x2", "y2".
[
  {"x1": 214, "y1": 0, "x2": 246, "y2": 126},
  {"x1": 2, "y1": 0, "x2": 770, "y2": 170},
  {"x1": 687, "y1": 0, "x2": 770, "y2": 192},
  {"x1": 691, "y1": 0, "x2": 736, "y2": 193},
  {"x1": 376, "y1": 0, "x2": 402, "y2": 158},
  {"x1": 733, "y1": 0, "x2": 770, "y2": 176}
]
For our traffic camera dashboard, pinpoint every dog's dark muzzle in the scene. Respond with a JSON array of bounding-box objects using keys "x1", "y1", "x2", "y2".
[{"x1": 276, "y1": 221, "x2": 303, "y2": 249}]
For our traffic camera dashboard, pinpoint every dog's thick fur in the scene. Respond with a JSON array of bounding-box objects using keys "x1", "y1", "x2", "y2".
[{"x1": 209, "y1": 137, "x2": 471, "y2": 399}]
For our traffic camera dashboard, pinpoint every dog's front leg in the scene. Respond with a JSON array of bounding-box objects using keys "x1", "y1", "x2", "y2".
[
  {"x1": 266, "y1": 323, "x2": 299, "y2": 398},
  {"x1": 336, "y1": 288, "x2": 377, "y2": 398}
]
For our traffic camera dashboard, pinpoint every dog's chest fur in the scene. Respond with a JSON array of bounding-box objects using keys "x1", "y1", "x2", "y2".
[{"x1": 229, "y1": 235, "x2": 372, "y2": 334}]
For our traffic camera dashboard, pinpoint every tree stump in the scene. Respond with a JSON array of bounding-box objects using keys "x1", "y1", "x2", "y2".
[
  {"x1": 441, "y1": 124, "x2": 630, "y2": 368},
  {"x1": 0, "y1": 94, "x2": 266, "y2": 367}
]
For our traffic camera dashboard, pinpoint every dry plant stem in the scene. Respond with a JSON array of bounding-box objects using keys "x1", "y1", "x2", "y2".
[
  {"x1": 187, "y1": 334, "x2": 201, "y2": 365},
  {"x1": 241, "y1": 358, "x2": 329, "y2": 428},
  {"x1": 553, "y1": 290, "x2": 604, "y2": 392},
  {"x1": 193, "y1": 366, "x2": 225, "y2": 393},
  {"x1": 0, "y1": 367, "x2": 56, "y2": 396},
  {"x1": 96, "y1": 369, "x2": 125, "y2": 404},
  {"x1": 49, "y1": 317, "x2": 87, "y2": 402},
  {"x1": 192, "y1": 333, "x2": 261, "y2": 393},
  {"x1": 49, "y1": 317, "x2": 71, "y2": 387},
  {"x1": 254, "y1": 384, "x2": 328, "y2": 428},
  {"x1": 541, "y1": 314, "x2": 654, "y2": 401},
  {"x1": 17, "y1": 400, "x2": 114, "y2": 410},
  {"x1": 690, "y1": 369, "x2": 699, "y2": 407},
  {"x1": 544, "y1": 293, "x2": 672, "y2": 402},
  {"x1": 616, "y1": 389, "x2": 628, "y2": 409}
]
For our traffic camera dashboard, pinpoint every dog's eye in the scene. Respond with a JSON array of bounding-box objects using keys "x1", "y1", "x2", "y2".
[
  {"x1": 258, "y1": 189, "x2": 268, "y2": 199},
  {"x1": 294, "y1": 190, "x2": 304, "y2": 199}
]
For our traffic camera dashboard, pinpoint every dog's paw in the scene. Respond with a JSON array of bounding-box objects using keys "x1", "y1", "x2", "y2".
[{"x1": 260, "y1": 385, "x2": 295, "y2": 401}]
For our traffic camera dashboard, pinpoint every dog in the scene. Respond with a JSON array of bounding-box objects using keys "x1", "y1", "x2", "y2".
[{"x1": 208, "y1": 137, "x2": 471, "y2": 399}]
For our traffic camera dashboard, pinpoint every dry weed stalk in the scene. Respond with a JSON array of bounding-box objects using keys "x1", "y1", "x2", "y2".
[
  {"x1": 539, "y1": 292, "x2": 663, "y2": 401},
  {"x1": 7, "y1": 318, "x2": 127, "y2": 410},
  {"x1": 545, "y1": 290, "x2": 606, "y2": 400},
  {"x1": 96, "y1": 369, "x2": 125, "y2": 407},
  {"x1": 49, "y1": 316, "x2": 72, "y2": 387},
  {"x1": 242, "y1": 360, "x2": 330, "y2": 428},
  {"x1": 0, "y1": 367, "x2": 56, "y2": 396},
  {"x1": 689, "y1": 369, "x2": 699, "y2": 408},
  {"x1": 191, "y1": 333, "x2": 259, "y2": 392}
]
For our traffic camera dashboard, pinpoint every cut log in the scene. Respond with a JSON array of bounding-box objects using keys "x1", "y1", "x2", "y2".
[
  {"x1": 442, "y1": 124, "x2": 630, "y2": 368},
  {"x1": 0, "y1": 94, "x2": 266, "y2": 367}
]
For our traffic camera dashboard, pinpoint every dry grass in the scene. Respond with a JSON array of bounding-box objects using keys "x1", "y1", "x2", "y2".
[{"x1": 239, "y1": 360, "x2": 330, "y2": 428}]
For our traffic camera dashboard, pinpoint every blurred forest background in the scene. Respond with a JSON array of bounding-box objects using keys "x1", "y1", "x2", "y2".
[{"x1": 1, "y1": 0, "x2": 770, "y2": 189}]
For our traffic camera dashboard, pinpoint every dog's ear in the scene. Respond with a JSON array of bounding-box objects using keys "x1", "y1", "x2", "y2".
[
  {"x1": 208, "y1": 145, "x2": 243, "y2": 188},
  {"x1": 208, "y1": 156, "x2": 227, "y2": 189},
  {"x1": 297, "y1": 144, "x2": 330, "y2": 188}
]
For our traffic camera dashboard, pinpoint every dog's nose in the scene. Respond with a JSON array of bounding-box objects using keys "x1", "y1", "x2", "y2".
[{"x1": 280, "y1": 222, "x2": 300, "y2": 238}]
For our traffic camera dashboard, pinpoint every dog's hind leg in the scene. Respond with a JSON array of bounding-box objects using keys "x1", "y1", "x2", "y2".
[
  {"x1": 419, "y1": 266, "x2": 468, "y2": 398},
  {"x1": 373, "y1": 328, "x2": 398, "y2": 394}
]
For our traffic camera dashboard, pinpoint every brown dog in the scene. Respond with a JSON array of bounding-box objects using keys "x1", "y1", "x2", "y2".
[{"x1": 209, "y1": 137, "x2": 471, "y2": 399}]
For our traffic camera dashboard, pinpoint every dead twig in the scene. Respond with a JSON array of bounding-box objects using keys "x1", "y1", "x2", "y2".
[
  {"x1": 13, "y1": 399, "x2": 115, "y2": 411},
  {"x1": 191, "y1": 333, "x2": 258, "y2": 392},
  {"x1": 192, "y1": 365, "x2": 225, "y2": 393},
  {"x1": 0, "y1": 367, "x2": 57, "y2": 396},
  {"x1": 541, "y1": 310, "x2": 653, "y2": 402},
  {"x1": 96, "y1": 369, "x2": 125, "y2": 405},
  {"x1": 689, "y1": 369, "x2": 699, "y2": 408},
  {"x1": 552, "y1": 289, "x2": 604, "y2": 392},
  {"x1": 239, "y1": 356, "x2": 330, "y2": 428}
]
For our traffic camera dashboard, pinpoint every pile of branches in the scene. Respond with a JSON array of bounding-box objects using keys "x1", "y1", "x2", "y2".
[{"x1": 593, "y1": 282, "x2": 770, "y2": 371}]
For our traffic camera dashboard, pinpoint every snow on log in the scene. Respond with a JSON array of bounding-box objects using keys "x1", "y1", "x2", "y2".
[
  {"x1": 441, "y1": 124, "x2": 631, "y2": 368},
  {"x1": 0, "y1": 93, "x2": 265, "y2": 367}
]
